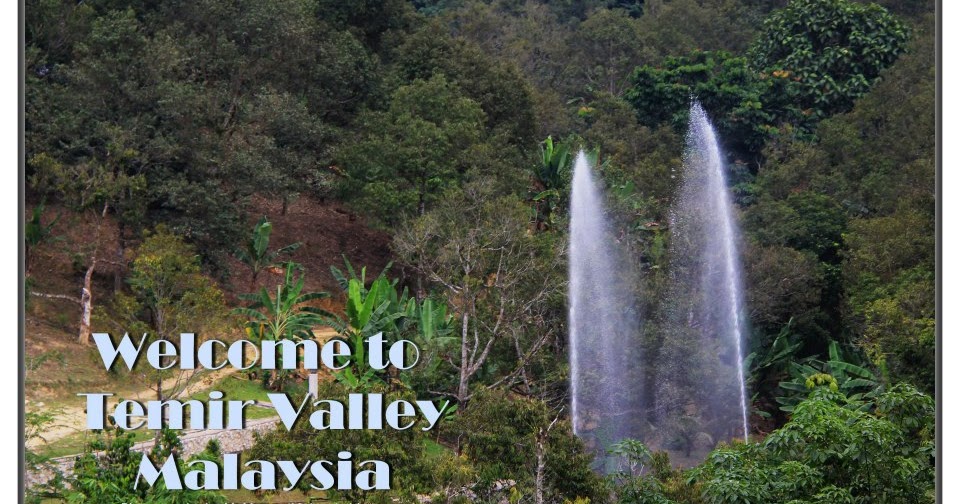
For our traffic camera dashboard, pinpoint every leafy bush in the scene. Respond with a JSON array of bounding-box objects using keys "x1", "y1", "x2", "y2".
[{"x1": 693, "y1": 384, "x2": 933, "y2": 504}]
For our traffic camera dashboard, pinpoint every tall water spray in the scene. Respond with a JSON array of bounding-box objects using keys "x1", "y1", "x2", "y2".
[
  {"x1": 569, "y1": 150, "x2": 642, "y2": 464},
  {"x1": 666, "y1": 102, "x2": 749, "y2": 445}
]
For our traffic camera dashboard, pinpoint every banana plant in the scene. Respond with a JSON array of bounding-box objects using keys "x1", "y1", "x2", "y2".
[
  {"x1": 235, "y1": 262, "x2": 332, "y2": 390},
  {"x1": 776, "y1": 340, "x2": 881, "y2": 412},
  {"x1": 531, "y1": 137, "x2": 610, "y2": 230},
  {"x1": 235, "y1": 216, "x2": 301, "y2": 291},
  {"x1": 530, "y1": 136, "x2": 572, "y2": 230},
  {"x1": 331, "y1": 258, "x2": 453, "y2": 343},
  {"x1": 328, "y1": 258, "x2": 454, "y2": 390},
  {"x1": 535, "y1": 135, "x2": 571, "y2": 194},
  {"x1": 744, "y1": 319, "x2": 802, "y2": 382}
]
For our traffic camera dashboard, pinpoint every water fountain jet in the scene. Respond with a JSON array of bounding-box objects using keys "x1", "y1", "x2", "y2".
[
  {"x1": 665, "y1": 102, "x2": 749, "y2": 444},
  {"x1": 568, "y1": 150, "x2": 643, "y2": 466}
]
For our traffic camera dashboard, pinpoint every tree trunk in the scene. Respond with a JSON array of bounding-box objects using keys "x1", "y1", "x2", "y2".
[
  {"x1": 113, "y1": 221, "x2": 125, "y2": 293},
  {"x1": 457, "y1": 312, "x2": 470, "y2": 403},
  {"x1": 535, "y1": 428, "x2": 546, "y2": 504},
  {"x1": 78, "y1": 202, "x2": 109, "y2": 345},
  {"x1": 535, "y1": 413, "x2": 561, "y2": 504},
  {"x1": 78, "y1": 274, "x2": 93, "y2": 345},
  {"x1": 155, "y1": 376, "x2": 164, "y2": 446}
]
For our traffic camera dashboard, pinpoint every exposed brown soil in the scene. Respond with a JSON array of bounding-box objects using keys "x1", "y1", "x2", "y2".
[
  {"x1": 223, "y1": 194, "x2": 394, "y2": 312},
  {"x1": 24, "y1": 194, "x2": 394, "y2": 405},
  {"x1": 25, "y1": 192, "x2": 394, "y2": 455}
]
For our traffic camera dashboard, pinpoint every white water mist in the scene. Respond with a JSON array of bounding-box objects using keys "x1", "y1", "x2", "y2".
[
  {"x1": 569, "y1": 151, "x2": 642, "y2": 461},
  {"x1": 668, "y1": 102, "x2": 749, "y2": 443}
]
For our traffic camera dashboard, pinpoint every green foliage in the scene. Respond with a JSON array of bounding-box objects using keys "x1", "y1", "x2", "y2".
[
  {"x1": 62, "y1": 428, "x2": 226, "y2": 503},
  {"x1": 626, "y1": 0, "x2": 910, "y2": 163},
  {"x1": 316, "y1": 0, "x2": 414, "y2": 51},
  {"x1": 608, "y1": 439, "x2": 653, "y2": 477},
  {"x1": 569, "y1": 8, "x2": 647, "y2": 96},
  {"x1": 338, "y1": 74, "x2": 487, "y2": 225},
  {"x1": 749, "y1": 0, "x2": 910, "y2": 122},
  {"x1": 247, "y1": 381, "x2": 431, "y2": 502},
  {"x1": 25, "y1": 0, "x2": 392, "y2": 259},
  {"x1": 328, "y1": 259, "x2": 455, "y2": 391},
  {"x1": 750, "y1": 15, "x2": 934, "y2": 394},
  {"x1": 23, "y1": 1, "x2": 937, "y2": 500},
  {"x1": 743, "y1": 244, "x2": 826, "y2": 338},
  {"x1": 25, "y1": 409, "x2": 67, "y2": 504},
  {"x1": 749, "y1": 192, "x2": 847, "y2": 262},
  {"x1": 742, "y1": 190, "x2": 848, "y2": 346},
  {"x1": 235, "y1": 262, "x2": 332, "y2": 390},
  {"x1": 100, "y1": 227, "x2": 229, "y2": 405},
  {"x1": 529, "y1": 135, "x2": 607, "y2": 232},
  {"x1": 775, "y1": 341, "x2": 880, "y2": 412},
  {"x1": 625, "y1": 50, "x2": 776, "y2": 162},
  {"x1": 744, "y1": 320, "x2": 802, "y2": 384},
  {"x1": 678, "y1": 384, "x2": 934, "y2": 504},
  {"x1": 530, "y1": 135, "x2": 574, "y2": 230},
  {"x1": 451, "y1": 388, "x2": 607, "y2": 502},
  {"x1": 109, "y1": 227, "x2": 228, "y2": 345},
  {"x1": 391, "y1": 22, "x2": 537, "y2": 147},
  {"x1": 394, "y1": 181, "x2": 566, "y2": 402}
]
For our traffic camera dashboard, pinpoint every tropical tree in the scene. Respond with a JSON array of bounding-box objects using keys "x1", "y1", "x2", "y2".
[
  {"x1": 234, "y1": 216, "x2": 301, "y2": 291},
  {"x1": 236, "y1": 261, "x2": 332, "y2": 390},
  {"x1": 749, "y1": 0, "x2": 910, "y2": 121},
  {"x1": 625, "y1": 50, "x2": 776, "y2": 163},
  {"x1": 530, "y1": 136, "x2": 572, "y2": 231},
  {"x1": 394, "y1": 182, "x2": 563, "y2": 404},
  {"x1": 338, "y1": 74, "x2": 486, "y2": 225},
  {"x1": 391, "y1": 21, "x2": 538, "y2": 147},
  {"x1": 450, "y1": 387, "x2": 606, "y2": 503},
  {"x1": 569, "y1": 8, "x2": 646, "y2": 96},
  {"x1": 28, "y1": 142, "x2": 146, "y2": 344},
  {"x1": 104, "y1": 227, "x2": 228, "y2": 434},
  {"x1": 327, "y1": 259, "x2": 454, "y2": 391},
  {"x1": 700, "y1": 384, "x2": 933, "y2": 504}
]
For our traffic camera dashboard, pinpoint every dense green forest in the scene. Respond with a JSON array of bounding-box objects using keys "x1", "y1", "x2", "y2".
[{"x1": 24, "y1": 0, "x2": 935, "y2": 502}]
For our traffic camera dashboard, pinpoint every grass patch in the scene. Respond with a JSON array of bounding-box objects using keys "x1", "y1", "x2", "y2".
[
  {"x1": 35, "y1": 428, "x2": 156, "y2": 459},
  {"x1": 187, "y1": 374, "x2": 278, "y2": 420},
  {"x1": 424, "y1": 438, "x2": 451, "y2": 460}
]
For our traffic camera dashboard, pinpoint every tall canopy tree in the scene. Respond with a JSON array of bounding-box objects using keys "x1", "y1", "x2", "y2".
[
  {"x1": 749, "y1": 0, "x2": 910, "y2": 121},
  {"x1": 338, "y1": 74, "x2": 486, "y2": 225}
]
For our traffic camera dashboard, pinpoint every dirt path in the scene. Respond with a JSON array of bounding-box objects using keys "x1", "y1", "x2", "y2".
[
  {"x1": 27, "y1": 366, "x2": 238, "y2": 449},
  {"x1": 29, "y1": 327, "x2": 340, "y2": 449}
]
